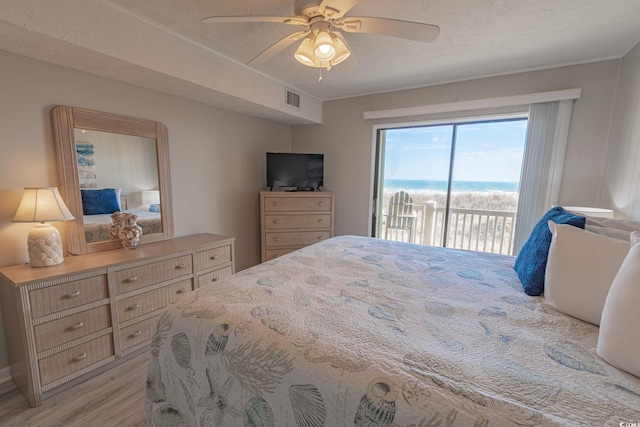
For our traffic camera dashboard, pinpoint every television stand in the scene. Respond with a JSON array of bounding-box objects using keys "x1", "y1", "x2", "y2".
[
  {"x1": 271, "y1": 186, "x2": 297, "y2": 192},
  {"x1": 260, "y1": 190, "x2": 335, "y2": 262}
]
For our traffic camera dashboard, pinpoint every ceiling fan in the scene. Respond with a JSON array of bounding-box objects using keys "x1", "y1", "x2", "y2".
[{"x1": 201, "y1": 0, "x2": 440, "y2": 70}]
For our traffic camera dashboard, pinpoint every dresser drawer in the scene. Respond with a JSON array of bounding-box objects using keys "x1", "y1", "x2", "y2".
[
  {"x1": 117, "y1": 279, "x2": 192, "y2": 323},
  {"x1": 197, "y1": 266, "x2": 234, "y2": 288},
  {"x1": 264, "y1": 231, "x2": 331, "y2": 247},
  {"x1": 264, "y1": 214, "x2": 331, "y2": 230},
  {"x1": 114, "y1": 254, "x2": 193, "y2": 294},
  {"x1": 196, "y1": 245, "x2": 232, "y2": 271},
  {"x1": 119, "y1": 316, "x2": 160, "y2": 352},
  {"x1": 263, "y1": 196, "x2": 332, "y2": 212},
  {"x1": 265, "y1": 247, "x2": 300, "y2": 261},
  {"x1": 39, "y1": 333, "x2": 114, "y2": 386},
  {"x1": 29, "y1": 275, "x2": 108, "y2": 319},
  {"x1": 34, "y1": 305, "x2": 111, "y2": 353}
]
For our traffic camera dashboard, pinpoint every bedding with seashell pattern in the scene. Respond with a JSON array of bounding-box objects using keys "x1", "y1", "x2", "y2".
[{"x1": 143, "y1": 235, "x2": 640, "y2": 426}]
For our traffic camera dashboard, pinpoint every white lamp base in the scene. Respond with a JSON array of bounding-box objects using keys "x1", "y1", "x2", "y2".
[{"x1": 27, "y1": 223, "x2": 64, "y2": 267}]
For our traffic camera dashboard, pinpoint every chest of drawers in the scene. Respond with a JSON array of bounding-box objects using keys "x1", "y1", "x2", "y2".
[
  {"x1": 0, "y1": 233, "x2": 234, "y2": 406},
  {"x1": 260, "y1": 191, "x2": 335, "y2": 262}
]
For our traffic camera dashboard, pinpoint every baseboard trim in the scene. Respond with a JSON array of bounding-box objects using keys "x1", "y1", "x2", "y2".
[{"x1": 0, "y1": 366, "x2": 12, "y2": 385}]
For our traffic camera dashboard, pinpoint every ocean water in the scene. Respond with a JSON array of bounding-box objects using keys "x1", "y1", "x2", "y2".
[{"x1": 384, "y1": 179, "x2": 519, "y2": 193}]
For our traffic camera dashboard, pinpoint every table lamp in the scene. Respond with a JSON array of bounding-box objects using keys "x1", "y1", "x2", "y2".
[
  {"x1": 12, "y1": 187, "x2": 75, "y2": 267},
  {"x1": 142, "y1": 190, "x2": 160, "y2": 213},
  {"x1": 563, "y1": 206, "x2": 614, "y2": 218}
]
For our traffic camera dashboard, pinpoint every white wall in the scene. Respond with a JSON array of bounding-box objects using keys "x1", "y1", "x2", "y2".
[
  {"x1": 0, "y1": 50, "x2": 291, "y2": 371},
  {"x1": 603, "y1": 42, "x2": 640, "y2": 218},
  {"x1": 292, "y1": 60, "x2": 624, "y2": 237}
]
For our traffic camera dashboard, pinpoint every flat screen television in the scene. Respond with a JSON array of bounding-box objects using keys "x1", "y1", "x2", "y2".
[{"x1": 266, "y1": 152, "x2": 324, "y2": 191}]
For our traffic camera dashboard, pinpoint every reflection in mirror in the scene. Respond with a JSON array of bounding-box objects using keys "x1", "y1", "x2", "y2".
[
  {"x1": 52, "y1": 106, "x2": 173, "y2": 255},
  {"x1": 73, "y1": 128, "x2": 162, "y2": 244}
]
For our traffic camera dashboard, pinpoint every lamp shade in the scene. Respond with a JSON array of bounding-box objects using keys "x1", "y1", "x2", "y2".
[
  {"x1": 142, "y1": 190, "x2": 160, "y2": 205},
  {"x1": 330, "y1": 32, "x2": 351, "y2": 66},
  {"x1": 13, "y1": 187, "x2": 75, "y2": 222},
  {"x1": 563, "y1": 206, "x2": 614, "y2": 219},
  {"x1": 294, "y1": 36, "x2": 316, "y2": 66},
  {"x1": 12, "y1": 187, "x2": 74, "y2": 268}
]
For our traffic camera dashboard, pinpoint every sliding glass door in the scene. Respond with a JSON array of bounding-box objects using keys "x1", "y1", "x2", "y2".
[{"x1": 373, "y1": 117, "x2": 527, "y2": 255}]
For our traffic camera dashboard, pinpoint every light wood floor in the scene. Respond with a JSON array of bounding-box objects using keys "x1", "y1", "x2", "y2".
[{"x1": 0, "y1": 352, "x2": 149, "y2": 427}]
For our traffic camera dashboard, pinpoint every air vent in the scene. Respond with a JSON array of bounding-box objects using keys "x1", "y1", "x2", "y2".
[{"x1": 285, "y1": 88, "x2": 300, "y2": 109}]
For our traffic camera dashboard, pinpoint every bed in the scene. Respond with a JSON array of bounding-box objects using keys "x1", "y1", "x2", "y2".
[
  {"x1": 80, "y1": 188, "x2": 163, "y2": 243},
  {"x1": 83, "y1": 210, "x2": 162, "y2": 243},
  {"x1": 142, "y1": 235, "x2": 640, "y2": 426}
]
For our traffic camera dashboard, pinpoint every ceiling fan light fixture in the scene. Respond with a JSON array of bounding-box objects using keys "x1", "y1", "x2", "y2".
[
  {"x1": 203, "y1": 6, "x2": 441, "y2": 73},
  {"x1": 313, "y1": 30, "x2": 336, "y2": 61},
  {"x1": 292, "y1": 25, "x2": 352, "y2": 70}
]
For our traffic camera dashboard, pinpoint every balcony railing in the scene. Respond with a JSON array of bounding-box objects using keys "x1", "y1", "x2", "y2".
[{"x1": 382, "y1": 202, "x2": 517, "y2": 255}]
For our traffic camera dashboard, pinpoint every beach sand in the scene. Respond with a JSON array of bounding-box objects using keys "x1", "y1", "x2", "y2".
[{"x1": 382, "y1": 188, "x2": 519, "y2": 211}]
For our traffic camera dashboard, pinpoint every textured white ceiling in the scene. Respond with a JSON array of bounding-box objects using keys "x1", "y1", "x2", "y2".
[
  {"x1": 1, "y1": 0, "x2": 639, "y2": 123},
  {"x1": 103, "y1": 0, "x2": 640, "y2": 100}
]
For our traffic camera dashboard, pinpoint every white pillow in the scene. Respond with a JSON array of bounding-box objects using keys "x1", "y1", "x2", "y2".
[
  {"x1": 585, "y1": 215, "x2": 640, "y2": 232},
  {"x1": 544, "y1": 221, "x2": 629, "y2": 325},
  {"x1": 585, "y1": 224, "x2": 632, "y2": 241},
  {"x1": 114, "y1": 188, "x2": 122, "y2": 210},
  {"x1": 585, "y1": 215, "x2": 640, "y2": 241},
  {"x1": 597, "y1": 231, "x2": 640, "y2": 377}
]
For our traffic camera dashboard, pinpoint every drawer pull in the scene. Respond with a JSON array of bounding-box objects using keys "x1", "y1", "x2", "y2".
[
  {"x1": 272, "y1": 219, "x2": 280, "y2": 224},
  {"x1": 175, "y1": 263, "x2": 187, "y2": 270},
  {"x1": 317, "y1": 235, "x2": 323, "y2": 240},
  {"x1": 73, "y1": 353, "x2": 88, "y2": 362},
  {"x1": 128, "y1": 303, "x2": 140, "y2": 311},
  {"x1": 210, "y1": 255, "x2": 220, "y2": 260},
  {"x1": 272, "y1": 201, "x2": 279, "y2": 207},
  {"x1": 126, "y1": 276, "x2": 138, "y2": 283},
  {"x1": 319, "y1": 202, "x2": 326, "y2": 206},
  {"x1": 318, "y1": 219, "x2": 325, "y2": 223},
  {"x1": 273, "y1": 237, "x2": 280, "y2": 242},
  {"x1": 66, "y1": 290, "x2": 81, "y2": 299},
  {"x1": 211, "y1": 277, "x2": 220, "y2": 282},
  {"x1": 177, "y1": 287, "x2": 188, "y2": 294},
  {"x1": 70, "y1": 321, "x2": 84, "y2": 330},
  {"x1": 130, "y1": 330, "x2": 142, "y2": 338}
]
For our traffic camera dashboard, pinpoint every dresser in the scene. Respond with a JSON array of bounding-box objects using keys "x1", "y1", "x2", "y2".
[
  {"x1": 0, "y1": 233, "x2": 234, "y2": 407},
  {"x1": 260, "y1": 191, "x2": 335, "y2": 262}
]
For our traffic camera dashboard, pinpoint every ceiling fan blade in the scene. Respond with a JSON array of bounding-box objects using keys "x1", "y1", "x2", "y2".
[
  {"x1": 336, "y1": 17, "x2": 440, "y2": 42},
  {"x1": 248, "y1": 31, "x2": 310, "y2": 66},
  {"x1": 201, "y1": 15, "x2": 307, "y2": 26},
  {"x1": 319, "y1": 0, "x2": 359, "y2": 19}
]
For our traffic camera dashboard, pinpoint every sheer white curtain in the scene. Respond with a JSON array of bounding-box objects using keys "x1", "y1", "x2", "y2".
[{"x1": 513, "y1": 100, "x2": 574, "y2": 253}]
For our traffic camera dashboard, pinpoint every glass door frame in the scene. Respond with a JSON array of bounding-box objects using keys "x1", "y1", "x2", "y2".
[{"x1": 371, "y1": 113, "x2": 529, "y2": 246}]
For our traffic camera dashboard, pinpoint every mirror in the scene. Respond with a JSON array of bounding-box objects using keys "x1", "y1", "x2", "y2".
[{"x1": 52, "y1": 106, "x2": 173, "y2": 254}]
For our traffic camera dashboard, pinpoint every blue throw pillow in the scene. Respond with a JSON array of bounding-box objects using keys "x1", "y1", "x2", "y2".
[
  {"x1": 81, "y1": 188, "x2": 120, "y2": 215},
  {"x1": 514, "y1": 206, "x2": 586, "y2": 296}
]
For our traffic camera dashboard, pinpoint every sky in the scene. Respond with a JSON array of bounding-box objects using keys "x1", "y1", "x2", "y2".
[{"x1": 383, "y1": 119, "x2": 528, "y2": 182}]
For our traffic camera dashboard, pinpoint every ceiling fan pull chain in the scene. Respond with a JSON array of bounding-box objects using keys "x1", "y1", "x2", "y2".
[{"x1": 319, "y1": 68, "x2": 323, "y2": 82}]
